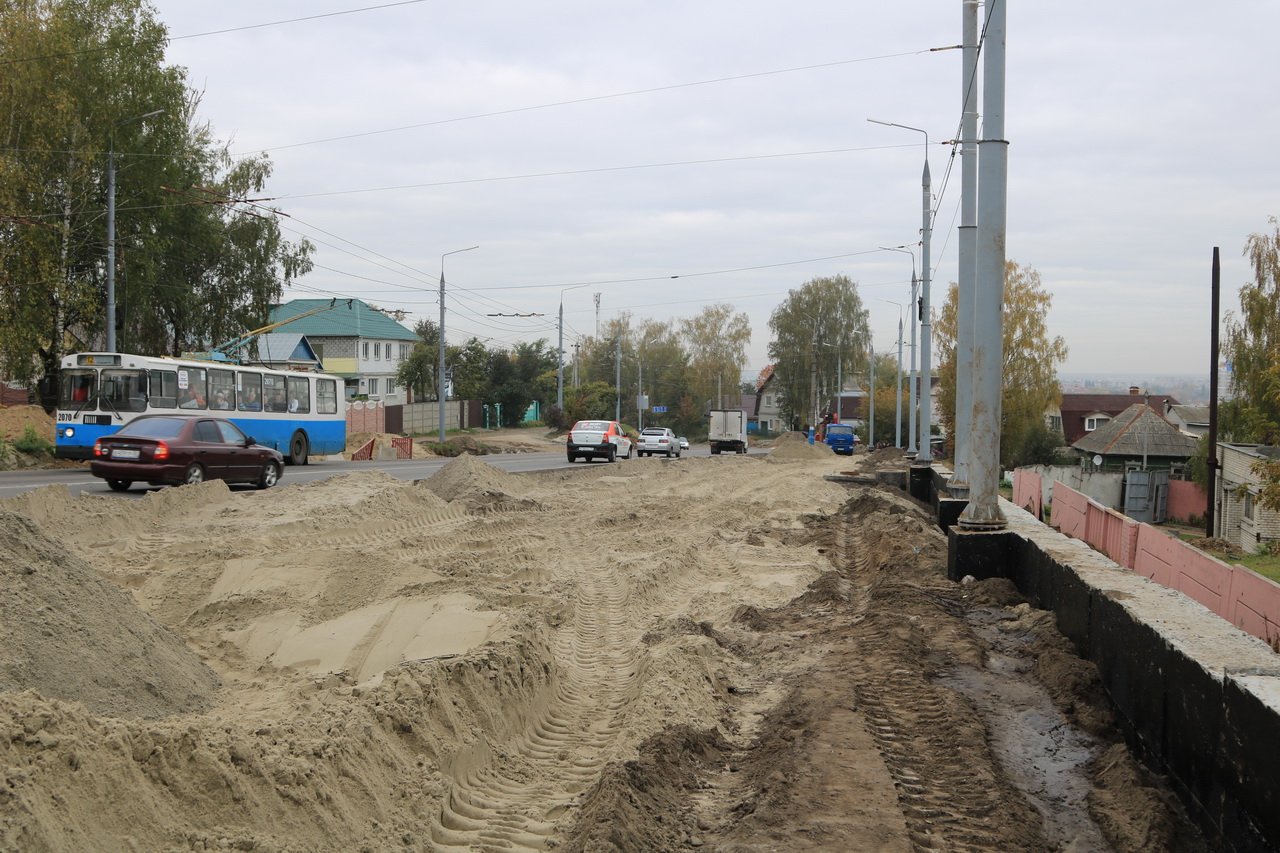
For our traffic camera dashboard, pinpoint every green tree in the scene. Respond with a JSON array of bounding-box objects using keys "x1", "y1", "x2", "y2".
[
  {"x1": 767, "y1": 275, "x2": 870, "y2": 428},
  {"x1": 0, "y1": 0, "x2": 311, "y2": 392},
  {"x1": 1224, "y1": 217, "x2": 1280, "y2": 443},
  {"x1": 397, "y1": 320, "x2": 440, "y2": 401},
  {"x1": 934, "y1": 260, "x2": 1068, "y2": 467},
  {"x1": 865, "y1": 350, "x2": 908, "y2": 447},
  {"x1": 680, "y1": 303, "x2": 751, "y2": 411}
]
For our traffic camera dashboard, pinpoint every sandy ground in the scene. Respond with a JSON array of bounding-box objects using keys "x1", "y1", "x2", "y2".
[{"x1": 0, "y1": 432, "x2": 1206, "y2": 851}]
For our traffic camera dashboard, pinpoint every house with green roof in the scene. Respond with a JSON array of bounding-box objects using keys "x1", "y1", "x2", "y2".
[{"x1": 268, "y1": 299, "x2": 418, "y2": 403}]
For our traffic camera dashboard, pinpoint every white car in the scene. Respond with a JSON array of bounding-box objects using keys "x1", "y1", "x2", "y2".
[
  {"x1": 678, "y1": 436, "x2": 690, "y2": 450},
  {"x1": 567, "y1": 419, "x2": 632, "y2": 463},
  {"x1": 637, "y1": 427, "x2": 681, "y2": 458}
]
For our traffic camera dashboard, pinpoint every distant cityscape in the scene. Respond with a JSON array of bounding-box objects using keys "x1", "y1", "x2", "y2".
[{"x1": 1057, "y1": 373, "x2": 1225, "y2": 407}]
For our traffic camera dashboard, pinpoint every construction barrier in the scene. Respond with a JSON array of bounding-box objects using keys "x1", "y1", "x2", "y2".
[
  {"x1": 350, "y1": 438, "x2": 375, "y2": 461},
  {"x1": 391, "y1": 437, "x2": 413, "y2": 459}
]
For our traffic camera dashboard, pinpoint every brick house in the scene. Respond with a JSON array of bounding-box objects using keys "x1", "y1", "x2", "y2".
[
  {"x1": 1214, "y1": 443, "x2": 1280, "y2": 555},
  {"x1": 1049, "y1": 386, "x2": 1178, "y2": 444}
]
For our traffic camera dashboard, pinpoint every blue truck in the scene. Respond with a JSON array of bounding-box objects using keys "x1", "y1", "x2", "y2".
[{"x1": 824, "y1": 422, "x2": 858, "y2": 455}]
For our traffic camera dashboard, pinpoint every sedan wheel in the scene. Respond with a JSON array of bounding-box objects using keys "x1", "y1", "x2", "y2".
[
  {"x1": 106, "y1": 479, "x2": 132, "y2": 492},
  {"x1": 257, "y1": 462, "x2": 280, "y2": 490},
  {"x1": 184, "y1": 464, "x2": 205, "y2": 485}
]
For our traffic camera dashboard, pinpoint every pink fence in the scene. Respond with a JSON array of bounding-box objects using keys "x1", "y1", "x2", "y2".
[
  {"x1": 391, "y1": 437, "x2": 413, "y2": 459},
  {"x1": 1051, "y1": 481, "x2": 1280, "y2": 648},
  {"x1": 346, "y1": 400, "x2": 385, "y2": 435},
  {"x1": 1167, "y1": 480, "x2": 1208, "y2": 523},
  {"x1": 1012, "y1": 469, "x2": 1043, "y2": 519}
]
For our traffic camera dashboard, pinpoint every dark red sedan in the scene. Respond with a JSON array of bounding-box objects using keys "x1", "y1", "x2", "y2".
[{"x1": 90, "y1": 415, "x2": 285, "y2": 492}]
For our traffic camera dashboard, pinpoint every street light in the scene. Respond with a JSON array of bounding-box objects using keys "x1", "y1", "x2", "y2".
[
  {"x1": 439, "y1": 245, "x2": 478, "y2": 443},
  {"x1": 558, "y1": 283, "x2": 592, "y2": 411},
  {"x1": 880, "y1": 299, "x2": 905, "y2": 448},
  {"x1": 869, "y1": 117, "x2": 935, "y2": 466},
  {"x1": 880, "y1": 245, "x2": 918, "y2": 455},
  {"x1": 636, "y1": 334, "x2": 659, "y2": 430},
  {"x1": 106, "y1": 109, "x2": 164, "y2": 353}
]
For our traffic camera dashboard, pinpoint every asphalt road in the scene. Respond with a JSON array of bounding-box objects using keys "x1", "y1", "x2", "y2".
[{"x1": 0, "y1": 444, "x2": 757, "y2": 500}]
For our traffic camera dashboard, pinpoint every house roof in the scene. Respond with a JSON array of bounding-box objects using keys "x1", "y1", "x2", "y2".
[
  {"x1": 251, "y1": 333, "x2": 319, "y2": 364},
  {"x1": 1167, "y1": 403, "x2": 1210, "y2": 426},
  {"x1": 268, "y1": 299, "x2": 416, "y2": 341},
  {"x1": 1072, "y1": 403, "x2": 1198, "y2": 458},
  {"x1": 1060, "y1": 391, "x2": 1178, "y2": 417}
]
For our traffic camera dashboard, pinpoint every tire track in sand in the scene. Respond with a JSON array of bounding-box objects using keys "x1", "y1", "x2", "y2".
[{"x1": 429, "y1": 552, "x2": 637, "y2": 851}]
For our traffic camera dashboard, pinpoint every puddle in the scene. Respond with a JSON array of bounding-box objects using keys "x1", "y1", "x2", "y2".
[{"x1": 937, "y1": 607, "x2": 1111, "y2": 852}]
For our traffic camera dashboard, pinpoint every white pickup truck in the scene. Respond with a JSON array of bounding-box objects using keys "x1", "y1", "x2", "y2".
[{"x1": 637, "y1": 427, "x2": 681, "y2": 458}]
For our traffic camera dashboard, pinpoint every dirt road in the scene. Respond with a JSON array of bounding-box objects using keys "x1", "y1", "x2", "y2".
[{"x1": 0, "y1": 436, "x2": 1205, "y2": 851}]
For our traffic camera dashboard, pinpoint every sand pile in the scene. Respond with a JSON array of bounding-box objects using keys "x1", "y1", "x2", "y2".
[
  {"x1": 765, "y1": 430, "x2": 834, "y2": 462},
  {"x1": 0, "y1": 511, "x2": 219, "y2": 718},
  {"x1": 424, "y1": 452, "x2": 523, "y2": 501}
]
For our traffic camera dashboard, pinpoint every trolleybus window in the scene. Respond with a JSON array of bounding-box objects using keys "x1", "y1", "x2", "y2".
[
  {"x1": 177, "y1": 368, "x2": 207, "y2": 409},
  {"x1": 286, "y1": 376, "x2": 311, "y2": 414},
  {"x1": 60, "y1": 370, "x2": 97, "y2": 408},
  {"x1": 317, "y1": 378, "x2": 338, "y2": 414},
  {"x1": 263, "y1": 374, "x2": 287, "y2": 412},
  {"x1": 209, "y1": 369, "x2": 236, "y2": 411},
  {"x1": 237, "y1": 372, "x2": 263, "y2": 411},
  {"x1": 100, "y1": 368, "x2": 149, "y2": 413},
  {"x1": 149, "y1": 369, "x2": 178, "y2": 409}
]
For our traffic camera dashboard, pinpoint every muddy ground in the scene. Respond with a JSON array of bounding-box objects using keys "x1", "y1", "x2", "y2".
[{"x1": 0, "y1": 434, "x2": 1206, "y2": 851}]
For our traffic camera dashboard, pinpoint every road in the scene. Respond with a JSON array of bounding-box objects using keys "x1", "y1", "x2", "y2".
[{"x1": 0, "y1": 443, "x2": 753, "y2": 499}]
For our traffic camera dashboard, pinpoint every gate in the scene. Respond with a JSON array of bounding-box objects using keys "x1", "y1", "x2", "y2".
[{"x1": 1123, "y1": 469, "x2": 1169, "y2": 524}]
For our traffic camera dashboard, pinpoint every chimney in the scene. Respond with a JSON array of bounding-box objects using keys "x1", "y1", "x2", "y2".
[{"x1": 1129, "y1": 385, "x2": 1140, "y2": 395}]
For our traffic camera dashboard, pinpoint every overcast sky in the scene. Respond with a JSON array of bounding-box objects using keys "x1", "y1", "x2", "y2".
[{"x1": 149, "y1": 0, "x2": 1280, "y2": 382}]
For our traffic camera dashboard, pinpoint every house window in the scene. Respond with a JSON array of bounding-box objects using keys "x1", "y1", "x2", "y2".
[
  {"x1": 362, "y1": 341, "x2": 369, "y2": 359},
  {"x1": 400, "y1": 343, "x2": 409, "y2": 361},
  {"x1": 386, "y1": 379, "x2": 396, "y2": 395},
  {"x1": 374, "y1": 342, "x2": 382, "y2": 360},
  {"x1": 369, "y1": 378, "x2": 379, "y2": 395},
  {"x1": 1245, "y1": 490, "x2": 1256, "y2": 522},
  {"x1": 1048, "y1": 415, "x2": 1062, "y2": 432},
  {"x1": 1085, "y1": 416, "x2": 1110, "y2": 432}
]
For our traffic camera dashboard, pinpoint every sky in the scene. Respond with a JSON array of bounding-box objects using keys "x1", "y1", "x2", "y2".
[{"x1": 147, "y1": 0, "x2": 1280, "y2": 383}]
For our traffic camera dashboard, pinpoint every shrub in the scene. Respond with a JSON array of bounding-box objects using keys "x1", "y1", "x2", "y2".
[{"x1": 13, "y1": 425, "x2": 52, "y2": 455}]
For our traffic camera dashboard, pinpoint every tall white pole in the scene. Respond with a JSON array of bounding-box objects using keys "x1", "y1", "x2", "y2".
[
  {"x1": 896, "y1": 316, "x2": 904, "y2": 447},
  {"x1": 952, "y1": 0, "x2": 980, "y2": 495},
  {"x1": 556, "y1": 298, "x2": 565, "y2": 410},
  {"x1": 917, "y1": 154, "x2": 934, "y2": 465},
  {"x1": 439, "y1": 246, "x2": 478, "y2": 443},
  {"x1": 908, "y1": 272, "x2": 919, "y2": 455},
  {"x1": 869, "y1": 346, "x2": 875, "y2": 447},
  {"x1": 960, "y1": 0, "x2": 1008, "y2": 529}
]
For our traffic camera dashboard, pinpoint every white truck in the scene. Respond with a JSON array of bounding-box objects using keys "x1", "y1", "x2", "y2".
[{"x1": 708, "y1": 410, "x2": 748, "y2": 455}]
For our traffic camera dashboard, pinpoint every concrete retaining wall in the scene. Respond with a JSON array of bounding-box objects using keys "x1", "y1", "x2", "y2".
[{"x1": 945, "y1": 496, "x2": 1280, "y2": 852}]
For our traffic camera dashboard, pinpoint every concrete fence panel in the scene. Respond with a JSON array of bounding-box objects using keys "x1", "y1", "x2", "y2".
[
  {"x1": 1134, "y1": 524, "x2": 1178, "y2": 587},
  {"x1": 1171, "y1": 546, "x2": 1234, "y2": 615},
  {"x1": 1013, "y1": 469, "x2": 1043, "y2": 519},
  {"x1": 1224, "y1": 567, "x2": 1280, "y2": 646},
  {"x1": 1085, "y1": 499, "x2": 1139, "y2": 569},
  {"x1": 1051, "y1": 483, "x2": 1089, "y2": 539}
]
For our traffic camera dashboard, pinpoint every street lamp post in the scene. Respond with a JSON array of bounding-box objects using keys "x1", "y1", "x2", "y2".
[
  {"x1": 636, "y1": 334, "x2": 659, "y2": 430},
  {"x1": 879, "y1": 246, "x2": 917, "y2": 455},
  {"x1": 439, "y1": 245, "x2": 478, "y2": 443},
  {"x1": 557, "y1": 283, "x2": 592, "y2": 411},
  {"x1": 880, "y1": 299, "x2": 905, "y2": 448},
  {"x1": 106, "y1": 109, "x2": 164, "y2": 353},
  {"x1": 870, "y1": 119, "x2": 935, "y2": 465}
]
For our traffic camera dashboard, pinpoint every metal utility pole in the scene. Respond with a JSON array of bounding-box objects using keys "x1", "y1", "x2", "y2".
[
  {"x1": 952, "y1": 0, "x2": 980, "y2": 494},
  {"x1": 917, "y1": 152, "x2": 934, "y2": 465},
  {"x1": 869, "y1": 346, "x2": 876, "y2": 448},
  {"x1": 959, "y1": 0, "x2": 1008, "y2": 530},
  {"x1": 439, "y1": 245, "x2": 478, "y2": 443},
  {"x1": 557, "y1": 299, "x2": 564, "y2": 410},
  {"x1": 615, "y1": 338, "x2": 622, "y2": 422},
  {"x1": 105, "y1": 109, "x2": 163, "y2": 353},
  {"x1": 1207, "y1": 247, "x2": 1221, "y2": 538},
  {"x1": 909, "y1": 272, "x2": 919, "y2": 455}
]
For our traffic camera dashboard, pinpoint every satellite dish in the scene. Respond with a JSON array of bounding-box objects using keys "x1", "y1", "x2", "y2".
[{"x1": 1092, "y1": 454, "x2": 1103, "y2": 466}]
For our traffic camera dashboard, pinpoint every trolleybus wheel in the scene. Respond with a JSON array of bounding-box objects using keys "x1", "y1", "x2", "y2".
[{"x1": 287, "y1": 432, "x2": 309, "y2": 466}]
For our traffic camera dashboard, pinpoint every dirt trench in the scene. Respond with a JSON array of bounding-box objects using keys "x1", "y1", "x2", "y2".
[{"x1": 559, "y1": 486, "x2": 1209, "y2": 852}]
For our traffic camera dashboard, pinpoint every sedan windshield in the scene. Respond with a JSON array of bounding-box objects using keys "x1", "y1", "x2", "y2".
[{"x1": 116, "y1": 417, "x2": 188, "y2": 439}]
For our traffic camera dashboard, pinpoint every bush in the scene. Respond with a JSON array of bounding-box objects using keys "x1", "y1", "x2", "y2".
[{"x1": 13, "y1": 425, "x2": 52, "y2": 455}]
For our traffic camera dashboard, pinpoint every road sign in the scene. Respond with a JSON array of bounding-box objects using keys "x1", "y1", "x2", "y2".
[{"x1": 651, "y1": 406, "x2": 668, "y2": 413}]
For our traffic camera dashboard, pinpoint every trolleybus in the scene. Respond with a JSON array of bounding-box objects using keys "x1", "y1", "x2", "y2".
[{"x1": 54, "y1": 352, "x2": 345, "y2": 464}]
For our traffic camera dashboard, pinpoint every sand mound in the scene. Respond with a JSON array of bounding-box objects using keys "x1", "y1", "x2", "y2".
[
  {"x1": 0, "y1": 404, "x2": 52, "y2": 441},
  {"x1": 424, "y1": 453, "x2": 520, "y2": 501},
  {"x1": 766, "y1": 430, "x2": 834, "y2": 462},
  {"x1": 0, "y1": 511, "x2": 219, "y2": 718}
]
